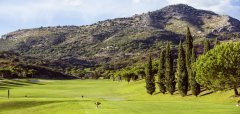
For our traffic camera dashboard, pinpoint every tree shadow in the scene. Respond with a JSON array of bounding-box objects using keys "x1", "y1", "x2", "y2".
[
  {"x1": 153, "y1": 92, "x2": 161, "y2": 95},
  {"x1": 14, "y1": 79, "x2": 44, "y2": 85},
  {"x1": 0, "y1": 86, "x2": 10, "y2": 90},
  {"x1": 199, "y1": 91, "x2": 214, "y2": 97},
  {"x1": 200, "y1": 88, "x2": 208, "y2": 92},
  {"x1": 186, "y1": 93, "x2": 192, "y2": 96},
  {"x1": 0, "y1": 80, "x2": 29, "y2": 87},
  {"x1": 0, "y1": 79, "x2": 45, "y2": 90},
  {"x1": 0, "y1": 100, "x2": 64, "y2": 111}
]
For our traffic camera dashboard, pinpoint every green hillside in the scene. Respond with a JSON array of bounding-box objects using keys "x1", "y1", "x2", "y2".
[{"x1": 0, "y1": 4, "x2": 240, "y2": 76}]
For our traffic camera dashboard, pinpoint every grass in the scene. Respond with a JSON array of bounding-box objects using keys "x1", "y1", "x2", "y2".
[{"x1": 0, "y1": 79, "x2": 239, "y2": 114}]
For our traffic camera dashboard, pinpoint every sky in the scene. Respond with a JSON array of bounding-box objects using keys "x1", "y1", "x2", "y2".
[{"x1": 0, "y1": 0, "x2": 240, "y2": 36}]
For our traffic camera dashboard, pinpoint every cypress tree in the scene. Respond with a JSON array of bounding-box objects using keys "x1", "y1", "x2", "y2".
[
  {"x1": 189, "y1": 48, "x2": 201, "y2": 96},
  {"x1": 165, "y1": 42, "x2": 175, "y2": 95},
  {"x1": 176, "y1": 41, "x2": 188, "y2": 96},
  {"x1": 203, "y1": 39, "x2": 210, "y2": 54},
  {"x1": 185, "y1": 27, "x2": 193, "y2": 70},
  {"x1": 158, "y1": 49, "x2": 166, "y2": 94},
  {"x1": 185, "y1": 27, "x2": 193, "y2": 91},
  {"x1": 145, "y1": 54, "x2": 155, "y2": 95}
]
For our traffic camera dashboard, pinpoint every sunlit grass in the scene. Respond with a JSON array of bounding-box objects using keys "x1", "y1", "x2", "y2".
[{"x1": 0, "y1": 79, "x2": 239, "y2": 114}]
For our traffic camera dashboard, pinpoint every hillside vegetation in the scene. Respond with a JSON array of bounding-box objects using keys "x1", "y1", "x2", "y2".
[{"x1": 0, "y1": 4, "x2": 240, "y2": 79}]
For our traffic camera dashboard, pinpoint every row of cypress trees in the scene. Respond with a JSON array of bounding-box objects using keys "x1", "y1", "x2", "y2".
[
  {"x1": 145, "y1": 27, "x2": 212, "y2": 96},
  {"x1": 176, "y1": 27, "x2": 200, "y2": 97}
]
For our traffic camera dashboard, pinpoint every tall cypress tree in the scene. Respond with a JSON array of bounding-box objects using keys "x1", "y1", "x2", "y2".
[
  {"x1": 158, "y1": 49, "x2": 166, "y2": 94},
  {"x1": 165, "y1": 42, "x2": 175, "y2": 95},
  {"x1": 185, "y1": 27, "x2": 193, "y2": 70},
  {"x1": 176, "y1": 41, "x2": 188, "y2": 96},
  {"x1": 185, "y1": 27, "x2": 193, "y2": 91},
  {"x1": 189, "y1": 48, "x2": 201, "y2": 96},
  {"x1": 203, "y1": 39, "x2": 210, "y2": 54},
  {"x1": 145, "y1": 54, "x2": 155, "y2": 95}
]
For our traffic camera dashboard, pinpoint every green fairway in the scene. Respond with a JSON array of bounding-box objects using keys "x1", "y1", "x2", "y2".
[{"x1": 0, "y1": 79, "x2": 239, "y2": 114}]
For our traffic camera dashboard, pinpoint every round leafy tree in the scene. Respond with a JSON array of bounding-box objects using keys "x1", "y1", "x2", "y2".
[{"x1": 193, "y1": 42, "x2": 240, "y2": 96}]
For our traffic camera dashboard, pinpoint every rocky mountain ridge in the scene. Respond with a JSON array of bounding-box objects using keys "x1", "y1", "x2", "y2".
[{"x1": 0, "y1": 4, "x2": 240, "y2": 73}]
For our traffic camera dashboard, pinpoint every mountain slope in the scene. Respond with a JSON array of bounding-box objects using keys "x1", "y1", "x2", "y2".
[{"x1": 0, "y1": 4, "x2": 240, "y2": 72}]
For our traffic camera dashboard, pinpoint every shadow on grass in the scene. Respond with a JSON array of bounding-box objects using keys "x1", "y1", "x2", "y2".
[
  {"x1": 1, "y1": 80, "x2": 28, "y2": 86},
  {"x1": 14, "y1": 79, "x2": 44, "y2": 85},
  {"x1": 200, "y1": 88, "x2": 209, "y2": 93},
  {"x1": 0, "y1": 100, "x2": 64, "y2": 111},
  {"x1": 199, "y1": 91, "x2": 214, "y2": 97},
  {"x1": 0, "y1": 79, "x2": 45, "y2": 90},
  {"x1": 153, "y1": 92, "x2": 161, "y2": 95},
  {"x1": 0, "y1": 86, "x2": 10, "y2": 90}
]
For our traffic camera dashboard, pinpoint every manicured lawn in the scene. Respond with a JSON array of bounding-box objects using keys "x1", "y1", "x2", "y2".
[{"x1": 0, "y1": 79, "x2": 239, "y2": 114}]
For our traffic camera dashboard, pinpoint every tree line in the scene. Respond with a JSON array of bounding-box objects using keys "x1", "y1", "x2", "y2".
[{"x1": 145, "y1": 27, "x2": 239, "y2": 96}]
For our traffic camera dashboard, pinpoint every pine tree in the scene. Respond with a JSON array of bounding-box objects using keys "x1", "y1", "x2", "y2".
[
  {"x1": 189, "y1": 48, "x2": 201, "y2": 96},
  {"x1": 145, "y1": 54, "x2": 155, "y2": 95},
  {"x1": 158, "y1": 49, "x2": 166, "y2": 94},
  {"x1": 176, "y1": 41, "x2": 188, "y2": 96},
  {"x1": 203, "y1": 39, "x2": 210, "y2": 54},
  {"x1": 165, "y1": 42, "x2": 175, "y2": 95},
  {"x1": 193, "y1": 42, "x2": 240, "y2": 96}
]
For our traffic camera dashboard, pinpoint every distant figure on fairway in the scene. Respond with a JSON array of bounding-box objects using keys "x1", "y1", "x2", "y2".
[
  {"x1": 237, "y1": 100, "x2": 240, "y2": 107},
  {"x1": 95, "y1": 101, "x2": 101, "y2": 109},
  {"x1": 81, "y1": 96, "x2": 84, "y2": 99}
]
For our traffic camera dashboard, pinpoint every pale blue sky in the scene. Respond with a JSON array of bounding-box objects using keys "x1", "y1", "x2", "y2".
[{"x1": 0, "y1": 0, "x2": 240, "y2": 36}]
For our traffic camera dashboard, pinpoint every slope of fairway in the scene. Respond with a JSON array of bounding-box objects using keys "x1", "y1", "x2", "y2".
[{"x1": 0, "y1": 79, "x2": 239, "y2": 114}]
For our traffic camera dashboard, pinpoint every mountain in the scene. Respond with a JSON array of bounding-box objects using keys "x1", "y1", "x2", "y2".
[{"x1": 0, "y1": 4, "x2": 240, "y2": 76}]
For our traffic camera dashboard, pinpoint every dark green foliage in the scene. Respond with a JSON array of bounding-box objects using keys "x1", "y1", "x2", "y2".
[
  {"x1": 0, "y1": 65, "x2": 38, "y2": 79},
  {"x1": 185, "y1": 27, "x2": 194, "y2": 68},
  {"x1": 193, "y1": 42, "x2": 240, "y2": 96},
  {"x1": 164, "y1": 42, "x2": 175, "y2": 95},
  {"x1": 102, "y1": 70, "x2": 113, "y2": 79},
  {"x1": 135, "y1": 68, "x2": 145, "y2": 79},
  {"x1": 129, "y1": 70, "x2": 138, "y2": 81},
  {"x1": 8, "y1": 89, "x2": 10, "y2": 99},
  {"x1": 120, "y1": 70, "x2": 132, "y2": 83},
  {"x1": 0, "y1": 69, "x2": 12, "y2": 78},
  {"x1": 185, "y1": 27, "x2": 193, "y2": 92},
  {"x1": 157, "y1": 49, "x2": 166, "y2": 94},
  {"x1": 176, "y1": 42, "x2": 188, "y2": 96},
  {"x1": 93, "y1": 70, "x2": 101, "y2": 79},
  {"x1": 145, "y1": 54, "x2": 156, "y2": 95},
  {"x1": 189, "y1": 48, "x2": 200, "y2": 96},
  {"x1": 0, "y1": 52, "x2": 76, "y2": 79},
  {"x1": 125, "y1": 73, "x2": 132, "y2": 83},
  {"x1": 66, "y1": 68, "x2": 86, "y2": 78},
  {"x1": 203, "y1": 39, "x2": 210, "y2": 54},
  {"x1": 113, "y1": 65, "x2": 146, "y2": 82},
  {"x1": 214, "y1": 37, "x2": 220, "y2": 46}
]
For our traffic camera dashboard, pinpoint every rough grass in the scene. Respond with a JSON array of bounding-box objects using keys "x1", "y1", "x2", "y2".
[{"x1": 0, "y1": 79, "x2": 239, "y2": 114}]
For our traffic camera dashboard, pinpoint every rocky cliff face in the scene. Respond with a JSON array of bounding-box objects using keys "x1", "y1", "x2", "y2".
[{"x1": 0, "y1": 4, "x2": 240, "y2": 70}]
